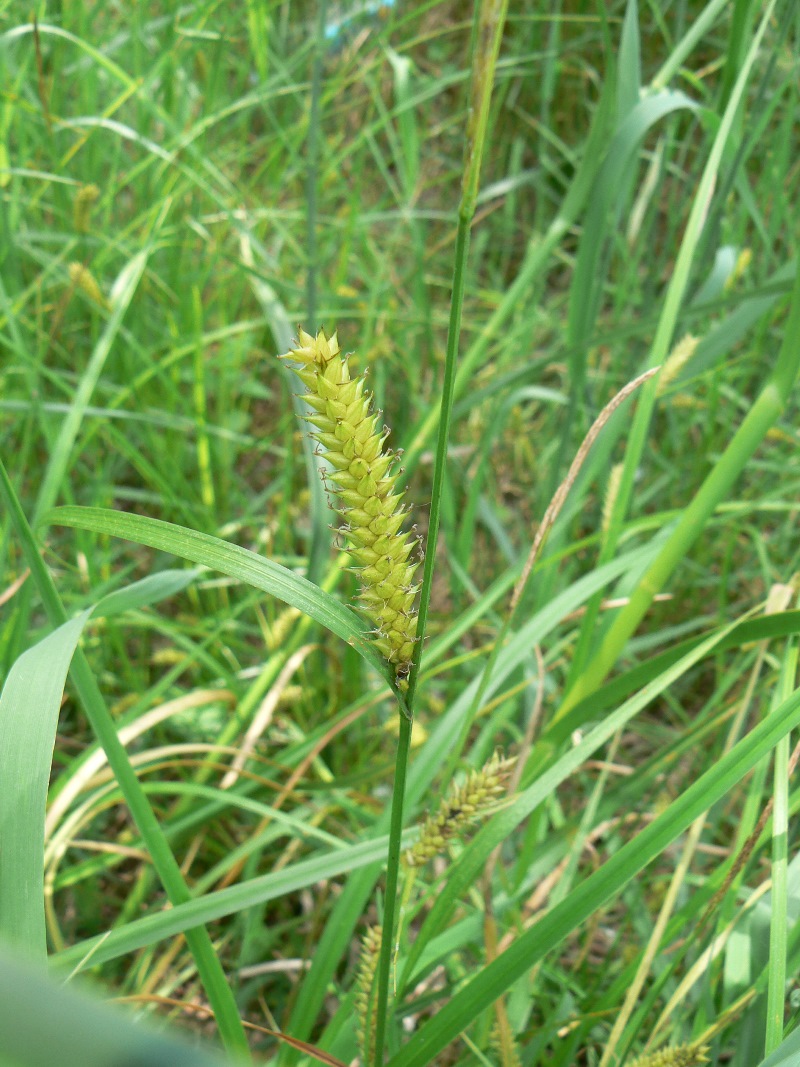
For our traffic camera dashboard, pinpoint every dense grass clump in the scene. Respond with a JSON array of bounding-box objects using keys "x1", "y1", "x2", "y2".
[{"x1": 1, "y1": 3, "x2": 800, "y2": 1067}]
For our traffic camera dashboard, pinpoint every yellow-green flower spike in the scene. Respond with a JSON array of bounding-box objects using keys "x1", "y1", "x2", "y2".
[
  {"x1": 68, "y1": 262, "x2": 109, "y2": 309},
  {"x1": 354, "y1": 924, "x2": 382, "y2": 1065},
  {"x1": 279, "y1": 328, "x2": 419, "y2": 680},
  {"x1": 404, "y1": 752, "x2": 516, "y2": 867},
  {"x1": 628, "y1": 1043, "x2": 710, "y2": 1067},
  {"x1": 73, "y1": 183, "x2": 100, "y2": 233}
]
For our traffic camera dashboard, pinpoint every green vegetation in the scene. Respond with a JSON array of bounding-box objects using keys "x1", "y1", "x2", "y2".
[{"x1": 2, "y1": 2, "x2": 800, "y2": 1066}]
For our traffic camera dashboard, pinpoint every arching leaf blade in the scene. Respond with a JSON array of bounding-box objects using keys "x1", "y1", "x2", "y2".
[{"x1": 46, "y1": 506, "x2": 393, "y2": 684}]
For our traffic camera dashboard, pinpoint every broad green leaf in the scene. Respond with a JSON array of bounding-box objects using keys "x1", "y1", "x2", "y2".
[
  {"x1": 46, "y1": 506, "x2": 394, "y2": 685},
  {"x1": 90, "y1": 567, "x2": 201, "y2": 618},
  {"x1": 0, "y1": 614, "x2": 90, "y2": 960},
  {"x1": 758, "y1": 1026, "x2": 800, "y2": 1067},
  {"x1": 53, "y1": 834, "x2": 392, "y2": 971},
  {"x1": 0, "y1": 571, "x2": 203, "y2": 962},
  {"x1": 568, "y1": 88, "x2": 697, "y2": 363},
  {"x1": 0, "y1": 943, "x2": 230, "y2": 1067},
  {"x1": 616, "y1": 0, "x2": 642, "y2": 115}
]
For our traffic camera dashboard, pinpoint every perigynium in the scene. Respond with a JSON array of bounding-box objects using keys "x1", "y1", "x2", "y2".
[{"x1": 279, "y1": 328, "x2": 419, "y2": 682}]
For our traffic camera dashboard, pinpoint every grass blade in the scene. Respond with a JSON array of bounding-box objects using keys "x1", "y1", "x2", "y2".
[
  {"x1": 0, "y1": 944, "x2": 231, "y2": 1067},
  {"x1": 765, "y1": 637, "x2": 797, "y2": 1052},
  {"x1": 0, "y1": 564, "x2": 204, "y2": 963},
  {"x1": 1, "y1": 468, "x2": 251, "y2": 1058},
  {"x1": 399, "y1": 616, "x2": 739, "y2": 993},
  {"x1": 564, "y1": 0, "x2": 786, "y2": 706},
  {"x1": 53, "y1": 835, "x2": 392, "y2": 971},
  {"x1": 33, "y1": 247, "x2": 152, "y2": 524},
  {"x1": 0, "y1": 613, "x2": 90, "y2": 961},
  {"x1": 46, "y1": 505, "x2": 393, "y2": 685}
]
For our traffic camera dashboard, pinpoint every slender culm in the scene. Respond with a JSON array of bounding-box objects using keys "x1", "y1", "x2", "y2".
[{"x1": 279, "y1": 328, "x2": 419, "y2": 681}]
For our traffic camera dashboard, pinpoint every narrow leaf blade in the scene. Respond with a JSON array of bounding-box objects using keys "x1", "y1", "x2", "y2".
[{"x1": 46, "y1": 506, "x2": 392, "y2": 683}]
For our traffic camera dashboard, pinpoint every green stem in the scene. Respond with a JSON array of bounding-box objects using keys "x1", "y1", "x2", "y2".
[
  {"x1": 559, "y1": 258, "x2": 800, "y2": 719},
  {"x1": 305, "y1": 0, "x2": 327, "y2": 330},
  {"x1": 373, "y1": 4, "x2": 508, "y2": 1062},
  {"x1": 765, "y1": 634, "x2": 797, "y2": 1053},
  {"x1": 304, "y1": 0, "x2": 332, "y2": 588},
  {"x1": 399, "y1": 31, "x2": 617, "y2": 483},
  {"x1": 0, "y1": 460, "x2": 251, "y2": 1062},
  {"x1": 372, "y1": 713, "x2": 412, "y2": 1065},
  {"x1": 407, "y1": 0, "x2": 508, "y2": 706},
  {"x1": 404, "y1": 216, "x2": 470, "y2": 710}
]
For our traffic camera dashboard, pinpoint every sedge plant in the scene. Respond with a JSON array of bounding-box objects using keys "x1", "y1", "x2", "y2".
[{"x1": 276, "y1": 4, "x2": 512, "y2": 1063}]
